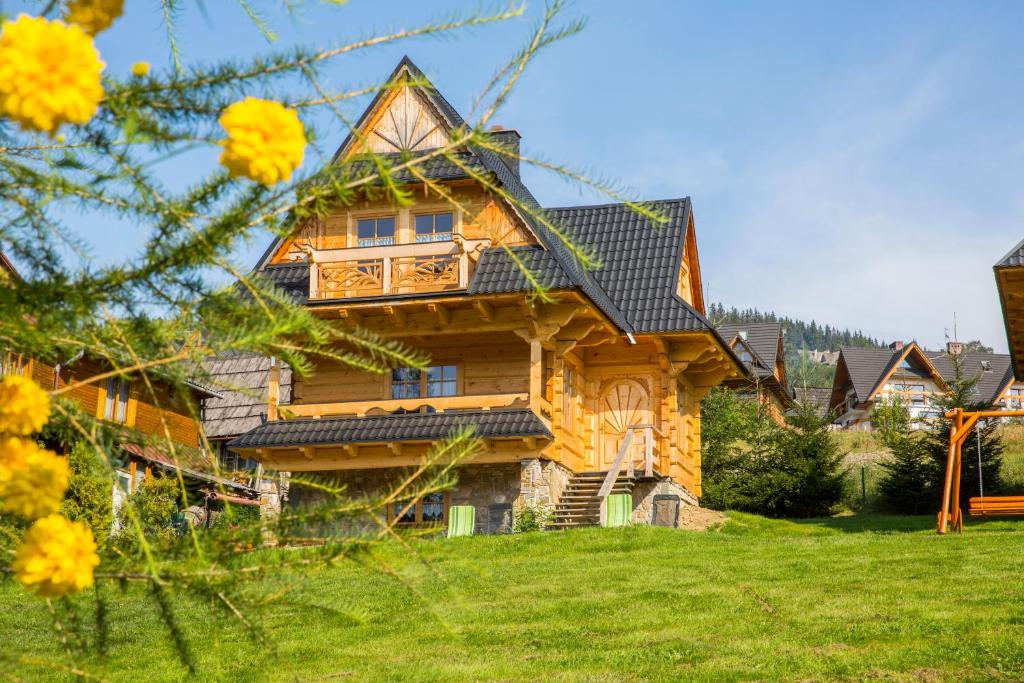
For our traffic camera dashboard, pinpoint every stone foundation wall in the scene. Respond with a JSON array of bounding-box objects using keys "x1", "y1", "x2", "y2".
[
  {"x1": 631, "y1": 477, "x2": 700, "y2": 528},
  {"x1": 286, "y1": 460, "x2": 571, "y2": 535}
]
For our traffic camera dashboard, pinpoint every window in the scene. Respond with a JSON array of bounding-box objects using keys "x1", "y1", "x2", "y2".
[
  {"x1": 104, "y1": 377, "x2": 131, "y2": 423},
  {"x1": 735, "y1": 347, "x2": 753, "y2": 366},
  {"x1": 391, "y1": 366, "x2": 457, "y2": 399},
  {"x1": 426, "y1": 365, "x2": 457, "y2": 397},
  {"x1": 414, "y1": 212, "x2": 454, "y2": 243},
  {"x1": 356, "y1": 216, "x2": 395, "y2": 247},
  {"x1": 217, "y1": 443, "x2": 257, "y2": 473},
  {"x1": 389, "y1": 492, "x2": 449, "y2": 526},
  {"x1": 391, "y1": 368, "x2": 421, "y2": 399}
]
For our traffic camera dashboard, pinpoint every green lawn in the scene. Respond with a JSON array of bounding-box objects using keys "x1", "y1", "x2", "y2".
[{"x1": 4, "y1": 514, "x2": 1024, "y2": 682}]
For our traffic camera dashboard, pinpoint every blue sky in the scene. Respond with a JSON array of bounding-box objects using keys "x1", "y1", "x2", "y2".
[{"x1": 9, "y1": 1, "x2": 1024, "y2": 351}]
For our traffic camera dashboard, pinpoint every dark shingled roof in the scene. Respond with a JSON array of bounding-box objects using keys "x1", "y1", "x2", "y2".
[
  {"x1": 203, "y1": 353, "x2": 292, "y2": 439},
  {"x1": 468, "y1": 246, "x2": 572, "y2": 294},
  {"x1": 997, "y1": 238, "x2": 1024, "y2": 268},
  {"x1": 927, "y1": 351, "x2": 1014, "y2": 406},
  {"x1": 836, "y1": 347, "x2": 904, "y2": 404},
  {"x1": 228, "y1": 409, "x2": 551, "y2": 450},
  {"x1": 717, "y1": 322, "x2": 784, "y2": 379},
  {"x1": 793, "y1": 386, "x2": 834, "y2": 418},
  {"x1": 256, "y1": 263, "x2": 309, "y2": 300}
]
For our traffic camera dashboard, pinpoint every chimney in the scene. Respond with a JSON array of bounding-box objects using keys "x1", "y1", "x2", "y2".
[
  {"x1": 489, "y1": 126, "x2": 521, "y2": 178},
  {"x1": 947, "y1": 341, "x2": 963, "y2": 356},
  {"x1": 889, "y1": 340, "x2": 904, "y2": 351}
]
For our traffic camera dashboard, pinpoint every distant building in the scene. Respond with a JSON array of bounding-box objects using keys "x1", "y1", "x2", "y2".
[
  {"x1": 829, "y1": 340, "x2": 1018, "y2": 430},
  {"x1": 717, "y1": 322, "x2": 795, "y2": 419}
]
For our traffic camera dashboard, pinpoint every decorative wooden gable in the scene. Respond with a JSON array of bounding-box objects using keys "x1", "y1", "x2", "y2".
[
  {"x1": 676, "y1": 213, "x2": 705, "y2": 313},
  {"x1": 349, "y1": 83, "x2": 450, "y2": 156}
]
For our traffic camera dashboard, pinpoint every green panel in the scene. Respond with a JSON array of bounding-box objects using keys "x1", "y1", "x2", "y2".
[
  {"x1": 447, "y1": 505, "x2": 476, "y2": 537},
  {"x1": 604, "y1": 494, "x2": 632, "y2": 528}
]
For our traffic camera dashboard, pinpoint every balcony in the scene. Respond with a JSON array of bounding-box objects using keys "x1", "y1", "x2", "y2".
[
  {"x1": 280, "y1": 392, "x2": 531, "y2": 420},
  {"x1": 306, "y1": 236, "x2": 489, "y2": 300}
]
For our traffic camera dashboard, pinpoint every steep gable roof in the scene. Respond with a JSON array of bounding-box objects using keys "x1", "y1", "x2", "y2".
[
  {"x1": 256, "y1": 57, "x2": 634, "y2": 334},
  {"x1": 717, "y1": 322, "x2": 783, "y2": 379}
]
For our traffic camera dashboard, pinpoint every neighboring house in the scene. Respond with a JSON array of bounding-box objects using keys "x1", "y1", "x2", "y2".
[
  {"x1": 226, "y1": 57, "x2": 744, "y2": 532},
  {"x1": 995, "y1": 239, "x2": 1024, "y2": 380},
  {"x1": 829, "y1": 340, "x2": 1017, "y2": 430},
  {"x1": 717, "y1": 322, "x2": 795, "y2": 418},
  {"x1": 793, "y1": 386, "x2": 833, "y2": 419},
  {"x1": 202, "y1": 353, "x2": 294, "y2": 511},
  {"x1": 0, "y1": 251, "x2": 260, "y2": 518}
]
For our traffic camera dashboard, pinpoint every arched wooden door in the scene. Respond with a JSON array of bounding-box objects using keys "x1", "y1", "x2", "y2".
[{"x1": 598, "y1": 379, "x2": 651, "y2": 469}]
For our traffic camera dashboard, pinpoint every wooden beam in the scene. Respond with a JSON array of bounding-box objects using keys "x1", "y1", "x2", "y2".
[
  {"x1": 302, "y1": 446, "x2": 316, "y2": 460},
  {"x1": 427, "y1": 303, "x2": 450, "y2": 325},
  {"x1": 473, "y1": 300, "x2": 494, "y2": 322},
  {"x1": 529, "y1": 339, "x2": 543, "y2": 414},
  {"x1": 343, "y1": 444, "x2": 359, "y2": 458},
  {"x1": 387, "y1": 442, "x2": 403, "y2": 456},
  {"x1": 383, "y1": 305, "x2": 407, "y2": 327},
  {"x1": 523, "y1": 436, "x2": 538, "y2": 450},
  {"x1": 338, "y1": 309, "x2": 362, "y2": 325},
  {"x1": 267, "y1": 361, "x2": 281, "y2": 422}
]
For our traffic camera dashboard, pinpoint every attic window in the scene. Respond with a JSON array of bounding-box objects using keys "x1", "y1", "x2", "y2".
[
  {"x1": 357, "y1": 217, "x2": 396, "y2": 247},
  {"x1": 415, "y1": 212, "x2": 454, "y2": 243}
]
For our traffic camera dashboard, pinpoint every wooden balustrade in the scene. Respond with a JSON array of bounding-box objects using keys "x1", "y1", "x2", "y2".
[
  {"x1": 308, "y1": 239, "x2": 474, "y2": 300},
  {"x1": 280, "y1": 392, "x2": 529, "y2": 419}
]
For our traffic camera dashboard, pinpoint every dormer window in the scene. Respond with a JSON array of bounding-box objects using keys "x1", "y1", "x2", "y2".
[
  {"x1": 357, "y1": 217, "x2": 395, "y2": 247},
  {"x1": 415, "y1": 212, "x2": 454, "y2": 243}
]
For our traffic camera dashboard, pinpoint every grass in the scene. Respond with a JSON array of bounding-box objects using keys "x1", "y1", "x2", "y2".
[{"x1": 4, "y1": 514, "x2": 1024, "y2": 681}]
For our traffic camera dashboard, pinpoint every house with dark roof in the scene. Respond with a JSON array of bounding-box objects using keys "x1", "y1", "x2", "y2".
[
  {"x1": 716, "y1": 322, "x2": 795, "y2": 419},
  {"x1": 829, "y1": 340, "x2": 1018, "y2": 430},
  {"x1": 996, "y1": 239, "x2": 1024, "y2": 380},
  {"x1": 226, "y1": 57, "x2": 744, "y2": 532}
]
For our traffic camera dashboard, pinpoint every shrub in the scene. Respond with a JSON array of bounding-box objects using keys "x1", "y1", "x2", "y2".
[
  {"x1": 61, "y1": 441, "x2": 114, "y2": 540},
  {"x1": 700, "y1": 387, "x2": 845, "y2": 517},
  {"x1": 512, "y1": 500, "x2": 552, "y2": 533},
  {"x1": 113, "y1": 474, "x2": 180, "y2": 551},
  {"x1": 877, "y1": 354, "x2": 1005, "y2": 514}
]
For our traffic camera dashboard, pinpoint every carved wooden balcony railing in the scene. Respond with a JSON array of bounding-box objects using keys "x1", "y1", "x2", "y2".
[
  {"x1": 307, "y1": 236, "x2": 490, "y2": 300},
  {"x1": 280, "y1": 392, "x2": 530, "y2": 419}
]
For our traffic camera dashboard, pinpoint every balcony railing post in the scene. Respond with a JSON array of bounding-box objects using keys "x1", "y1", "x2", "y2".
[{"x1": 382, "y1": 255, "x2": 392, "y2": 294}]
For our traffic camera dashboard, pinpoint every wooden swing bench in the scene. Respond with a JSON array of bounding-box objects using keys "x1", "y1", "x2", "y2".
[
  {"x1": 938, "y1": 408, "x2": 1024, "y2": 533},
  {"x1": 968, "y1": 496, "x2": 1024, "y2": 517}
]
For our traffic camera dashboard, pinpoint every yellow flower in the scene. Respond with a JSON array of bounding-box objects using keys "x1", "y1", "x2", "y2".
[
  {"x1": 0, "y1": 14, "x2": 105, "y2": 134},
  {"x1": 0, "y1": 438, "x2": 69, "y2": 520},
  {"x1": 131, "y1": 61, "x2": 150, "y2": 78},
  {"x1": 13, "y1": 514, "x2": 99, "y2": 597},
  {"x1": 219, "y1": 97, "x2": 306, "y2": 186},
  {"x1": 64, "y1": 0, "x2": 124, "y2": 36},
  {"x1": 0, "y1": 375, "x2": 51, "y2": 435}
]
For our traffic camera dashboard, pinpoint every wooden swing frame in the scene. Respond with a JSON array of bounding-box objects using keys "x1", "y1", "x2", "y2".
[{"x1": 937, "y1": 407, "x2": 1024, "y2": 534}]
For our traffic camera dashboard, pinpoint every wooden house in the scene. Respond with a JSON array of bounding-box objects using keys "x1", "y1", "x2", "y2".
[
  {"x1": 829, "y1": 340, "x2": 1016, "y2": 430},
  {"x1": 226, "y1": 58, "x2": 744, "y2": 531},
  {"x1": 996, "y1": 240, "x2": 1024, "y2": 380},
  {"x1": 716, "y1": 322, "x2": 794, "y2": 419},
  {"x1": 0, "y1": 252, "x2": 259, "y2": 513}
]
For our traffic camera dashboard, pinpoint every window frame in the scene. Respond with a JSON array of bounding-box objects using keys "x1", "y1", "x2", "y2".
[
  {"x1": 386, "y1": 491, "x2": 451, "y2": 526},
  {"x1": 354, "y1": 215, "x2": 397, "y2": 247},
  {"x1": 103, "y1": 376, "x2": 132, "y2": 424},
  {"x1": 390, "y1": 364, "x2": 460, "y2": 400},
  {"x1": 413, "y1": 211, "x2": 455, "y2": 243}
]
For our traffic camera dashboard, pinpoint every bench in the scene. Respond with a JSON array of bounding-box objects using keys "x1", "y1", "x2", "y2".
[{"x1": 968, "y1": 496, "x2": 1024, "y2": 516}]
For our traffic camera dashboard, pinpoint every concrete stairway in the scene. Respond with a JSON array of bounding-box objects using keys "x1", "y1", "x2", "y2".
[{"x1": 549, "y1": 471, "x2": 635, "y2": 529}]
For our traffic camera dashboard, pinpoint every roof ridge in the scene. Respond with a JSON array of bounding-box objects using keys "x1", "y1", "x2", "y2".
[{"x1": 547, "y1": 197, "x2": 692, "y2": 212}]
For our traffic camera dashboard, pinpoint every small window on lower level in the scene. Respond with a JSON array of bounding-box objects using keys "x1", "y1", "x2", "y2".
[{"x1": 389, "y1": 492, "x2": 449, "y2": 526}]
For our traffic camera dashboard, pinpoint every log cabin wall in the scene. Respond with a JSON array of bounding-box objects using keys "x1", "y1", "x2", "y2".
[
  {"x1": 291, "y1": 331, "x2": 531, "y2": 406},
  {"x1": 273, "y1": 184, "x2": 533, "y2": 263}
]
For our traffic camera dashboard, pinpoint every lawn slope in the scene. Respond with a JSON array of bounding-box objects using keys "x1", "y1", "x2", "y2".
[{"x1": 3, "y1": 514, "x2": 1024, "y2": 682}]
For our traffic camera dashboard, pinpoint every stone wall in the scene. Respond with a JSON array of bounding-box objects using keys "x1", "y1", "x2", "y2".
[
  {"x1": 286, "y1": 459, "x2": 572, "y2": 535},
  {"x1": 631, "y1": 477, "x2": 699, "y2": 528}
]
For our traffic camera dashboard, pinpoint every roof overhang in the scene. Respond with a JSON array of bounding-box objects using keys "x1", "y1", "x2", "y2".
[{"x1": 995, "y1": 253, "x2": 1024, "y2": 379}]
